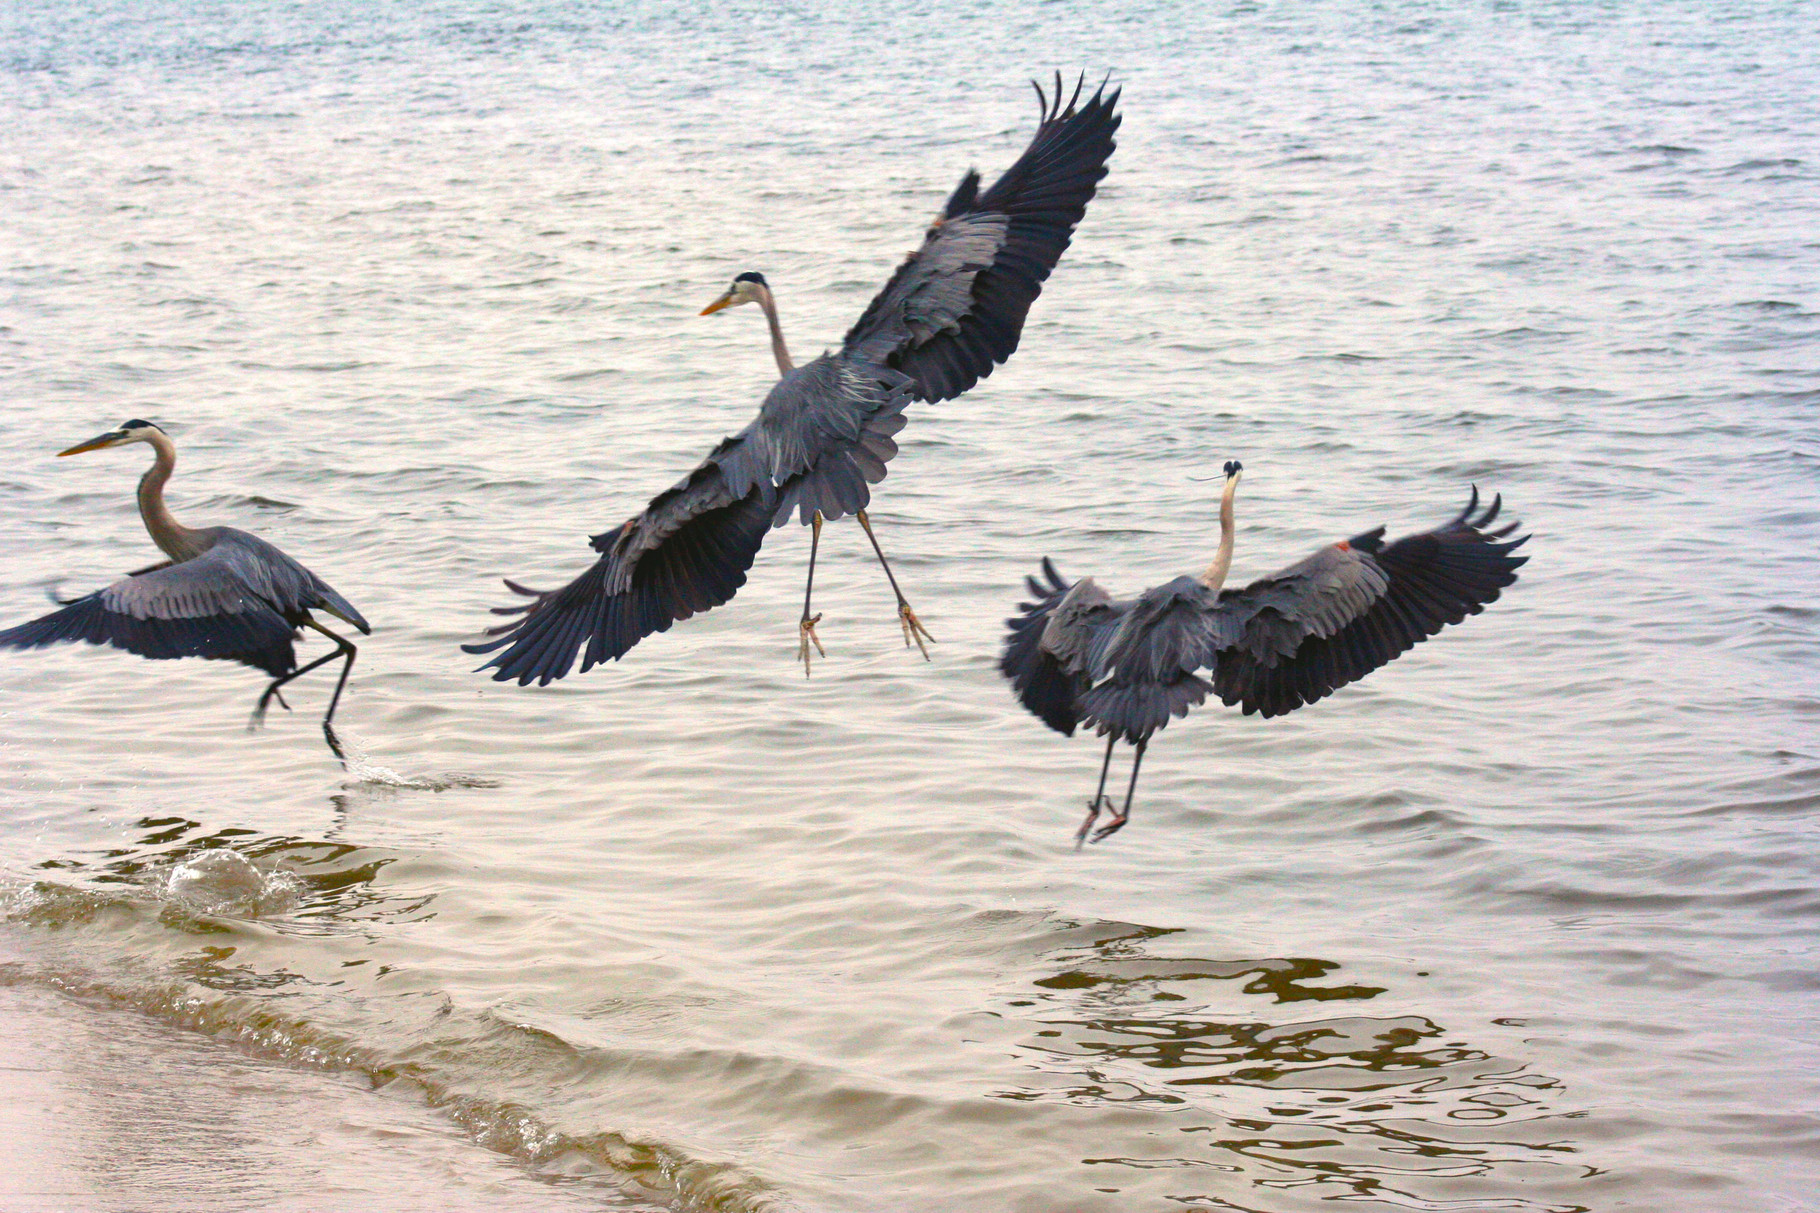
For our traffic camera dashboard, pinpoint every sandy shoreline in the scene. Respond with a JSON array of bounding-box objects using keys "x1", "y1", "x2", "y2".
[{"x1": 0, "y1": 981, "x2": 626, "y2": 1213}]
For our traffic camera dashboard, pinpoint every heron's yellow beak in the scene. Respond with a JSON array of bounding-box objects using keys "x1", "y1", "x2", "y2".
[
  {"x1": 58, "y1": 431, "x2": 124, "y2": 457},
  {"x1": 699, "y1": 291, "x2": 736, "y2": 316}
]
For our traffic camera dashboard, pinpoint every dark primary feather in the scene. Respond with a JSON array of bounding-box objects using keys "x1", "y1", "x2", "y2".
[
  {"x1": 1000, "y1": 491, "x2": 1529, "y2": 739},
  {"x1": 1000, "y1": 557, "x2": 1105, "y2": 736},
  {"x1": 463, "y1": 450, "x2": 779, "y2": 686},
  {"x1": 843, "y1": 74, "x2": 1121, "y2": 402},
  {"x1": 0, "y1": 529, "x2": 369, "y2": 678}
]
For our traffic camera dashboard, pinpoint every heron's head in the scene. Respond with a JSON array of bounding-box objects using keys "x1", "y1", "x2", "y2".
[
  {"x1": 1223, "y1": 459, "x2": 1243, "y2": 482},
  {"x1": 699, "y1": 271, "x2": 769, "y2": 316},
  {"x1": 59, "y1": 419, "x2": 166, "y2": 457}
]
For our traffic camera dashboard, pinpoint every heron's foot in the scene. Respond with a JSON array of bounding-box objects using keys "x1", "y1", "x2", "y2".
[
  {"x1": 897, "y1": 601, "x2": 935, "y2": 661},
  {"x1": 1074, "y1": 793, "x2": 1114, "y2": 850},
  {"x1": 1087, "y1": 810, "x2": 1131, "y2": 845},
  {"x1": 797, "y1": 612, "x2": 826, "y2": 676},
  {"x1": 323, "y1": 721, "x2": 348, "y2": 766},
  {"x1": 248, "y1": 686, "x2": 291, "y2": 732}
]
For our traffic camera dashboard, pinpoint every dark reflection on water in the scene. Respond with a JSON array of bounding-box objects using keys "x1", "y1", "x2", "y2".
[{"x1": 993, "y1": 922, "x2": 1589, "y2": 1212}]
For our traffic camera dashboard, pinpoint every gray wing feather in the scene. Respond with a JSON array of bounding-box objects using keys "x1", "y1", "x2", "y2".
[
  {"x1": 1043, "y1": 577, "x2": 1120, "y2": 675},
  {"x1": 465, "y1": 439, "x2": 779, "y2": 685},
  {"x1": 0, "y1": 535, "x2": 324, "y2": 677},
  {"x1": 1206, "y1": 545, "x2": 1392, "y2": 666}
]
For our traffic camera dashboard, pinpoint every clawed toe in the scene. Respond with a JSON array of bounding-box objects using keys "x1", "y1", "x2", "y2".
[
  {"x1": 898, "y1": 603, "x2": 934, "y2": 661},
  {"x1": 797, "y1": 613, "x2": 826, "y2": 676},
  {"x1": 1088, "y1": 813, "x2": 1129, "y2": 844},
  {"x1": 1074, "y1": 793, "x2": 1114, "y2": 849},
  {"x1": 249, "y1": 687, "x2": 292, "y2": 732}
]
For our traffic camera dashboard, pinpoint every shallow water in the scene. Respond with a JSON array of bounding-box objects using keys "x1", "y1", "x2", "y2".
[{"x1": 2, "y1": 2, "x2": 1818, "y2": 1210}]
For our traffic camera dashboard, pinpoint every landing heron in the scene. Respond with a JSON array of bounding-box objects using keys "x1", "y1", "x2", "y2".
[
  {"x1": 467, "y1": 74, "x2": 1120, "y2": 683},
  {"x1": 1001, "y1": 463, "x2": 1529, "y2": 844}
]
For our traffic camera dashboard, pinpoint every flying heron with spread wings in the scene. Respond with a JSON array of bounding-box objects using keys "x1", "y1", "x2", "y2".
[
  {"x1": 0, "y1": 420, "x2": 371, "y2": 759},
  {"x1": 1002, "y1": 463, "x2": 1528, "y2": 845},
  {"x1": 466, "y1": 74, "x2": 1121, "y2": 683}
]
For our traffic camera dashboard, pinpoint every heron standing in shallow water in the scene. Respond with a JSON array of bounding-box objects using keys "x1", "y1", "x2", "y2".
[
  {"x1": 467, "y1": 74, "x2": 1121, "y2": 682},
  {"x1": 1001, "y1": 462, "x2": 1529, "y2": 845},
  {"x1": 0, "y1": 420, "x2": 371, "y2": 760}
]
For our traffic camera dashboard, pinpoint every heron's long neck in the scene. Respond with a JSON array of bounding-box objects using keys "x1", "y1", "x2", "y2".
[
  {"x1": 1198, "y1": 477, "x2": 1240, "y2": 592},
  {"x1": 137, "y1": 432, "x2": 202, "y2": 560},
  {"x1": 758, "y1": 285, "x2": 794, "y2": 375}
]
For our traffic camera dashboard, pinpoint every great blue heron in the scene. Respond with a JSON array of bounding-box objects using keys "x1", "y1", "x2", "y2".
[
  {"x1": 465, "y1": 74, "x2": 1121, "y2": 683},
  {"x1": 1001, "y1": 463, "x2": 1529, "y2": 845},
  {"x1": 0, "y1": 420, "x2": 371, "y2": 759}
]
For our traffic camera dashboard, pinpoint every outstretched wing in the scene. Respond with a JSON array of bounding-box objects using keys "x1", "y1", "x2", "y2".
[
  {"x1": 0, "y1": 541, "x2": 312, "y2": 676},
  {"x1": 463, "y1": 441, "x2": 779, "y2": 686},
  {"x1": 999, "y1": 559, "x2": 1125, "y2": 736},
  {"x1": 842, "y1": 74, "x2": 1121, "y2": 402},
  {"x1": 1209, "y1": 490, "x2": 1530, "y2": 718}
]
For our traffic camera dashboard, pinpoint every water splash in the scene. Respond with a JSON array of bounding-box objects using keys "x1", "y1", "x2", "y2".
[
  {"x1": 332, "y1": 730, "x2": 500, "y2": 792},
  {"x1": 163, "y1": 848, "x2": 305, "y2": 919}
]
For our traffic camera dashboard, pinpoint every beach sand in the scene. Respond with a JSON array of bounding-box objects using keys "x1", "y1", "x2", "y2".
[{"x1": 0, "y1": 982, "x2": 620, "y2": 1213}]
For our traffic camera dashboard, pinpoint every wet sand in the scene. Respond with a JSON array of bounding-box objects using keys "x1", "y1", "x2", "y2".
[{"x1": 0, "y1": 981, "x2": 623, "y2": 1212}]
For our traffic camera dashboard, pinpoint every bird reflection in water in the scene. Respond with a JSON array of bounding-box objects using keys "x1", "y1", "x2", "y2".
[{"x1": 995, "y1": 922, "x2": 1585, "y2": 1212}]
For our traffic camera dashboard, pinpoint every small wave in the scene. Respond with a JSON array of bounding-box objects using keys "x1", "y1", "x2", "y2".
[
  {"x1": 1724, "y1": 157, "x2": 1804, "y2": 173},
  {"x1": 0, "y1": 958, "x2": 789, "y2": 1213},
  {"x1": 164, "y1": 848, "x2": 305, "y2": 919},
  {"x1": 347, "y1": 767, "x2": 502, "y2": 792}
]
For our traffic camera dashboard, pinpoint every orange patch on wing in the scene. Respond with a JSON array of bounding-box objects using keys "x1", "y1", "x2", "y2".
[{"x1": 1335, "y1": 540, "x2": 1351, "y2": 551}]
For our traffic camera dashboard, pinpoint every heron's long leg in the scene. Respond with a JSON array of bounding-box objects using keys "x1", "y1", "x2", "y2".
[
  {"x1": 854, "y1": 508, "x2": 934, "y2": 660},
  {"x1": 252, "y1": 649, "x2": 341, "y2": 728},
  {"x1": 1090, "y1": 739, "x2": 1146, "y2": 845},
  {"x1": 798, "y1": 511, "x2": 826, "y2": 676},
  {"x1": 305, "y1": 618, "x2": 359, "y2": 749},
  {"x1": 1074, "y1": 734, "x2": 1119, "y2": 849},
  {"x1": 251, "y1": 618, "x2": 359, "y2": 764}
]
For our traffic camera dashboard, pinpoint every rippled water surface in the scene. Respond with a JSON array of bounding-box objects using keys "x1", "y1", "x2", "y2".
[{"x1": 3, "y1": 3, "x2": 1817, "y2": 1210}]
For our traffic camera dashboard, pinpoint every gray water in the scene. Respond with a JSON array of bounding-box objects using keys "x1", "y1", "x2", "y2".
[{"x1": 2, "y1": 2, "x2": 1817, "y2": 1210}]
